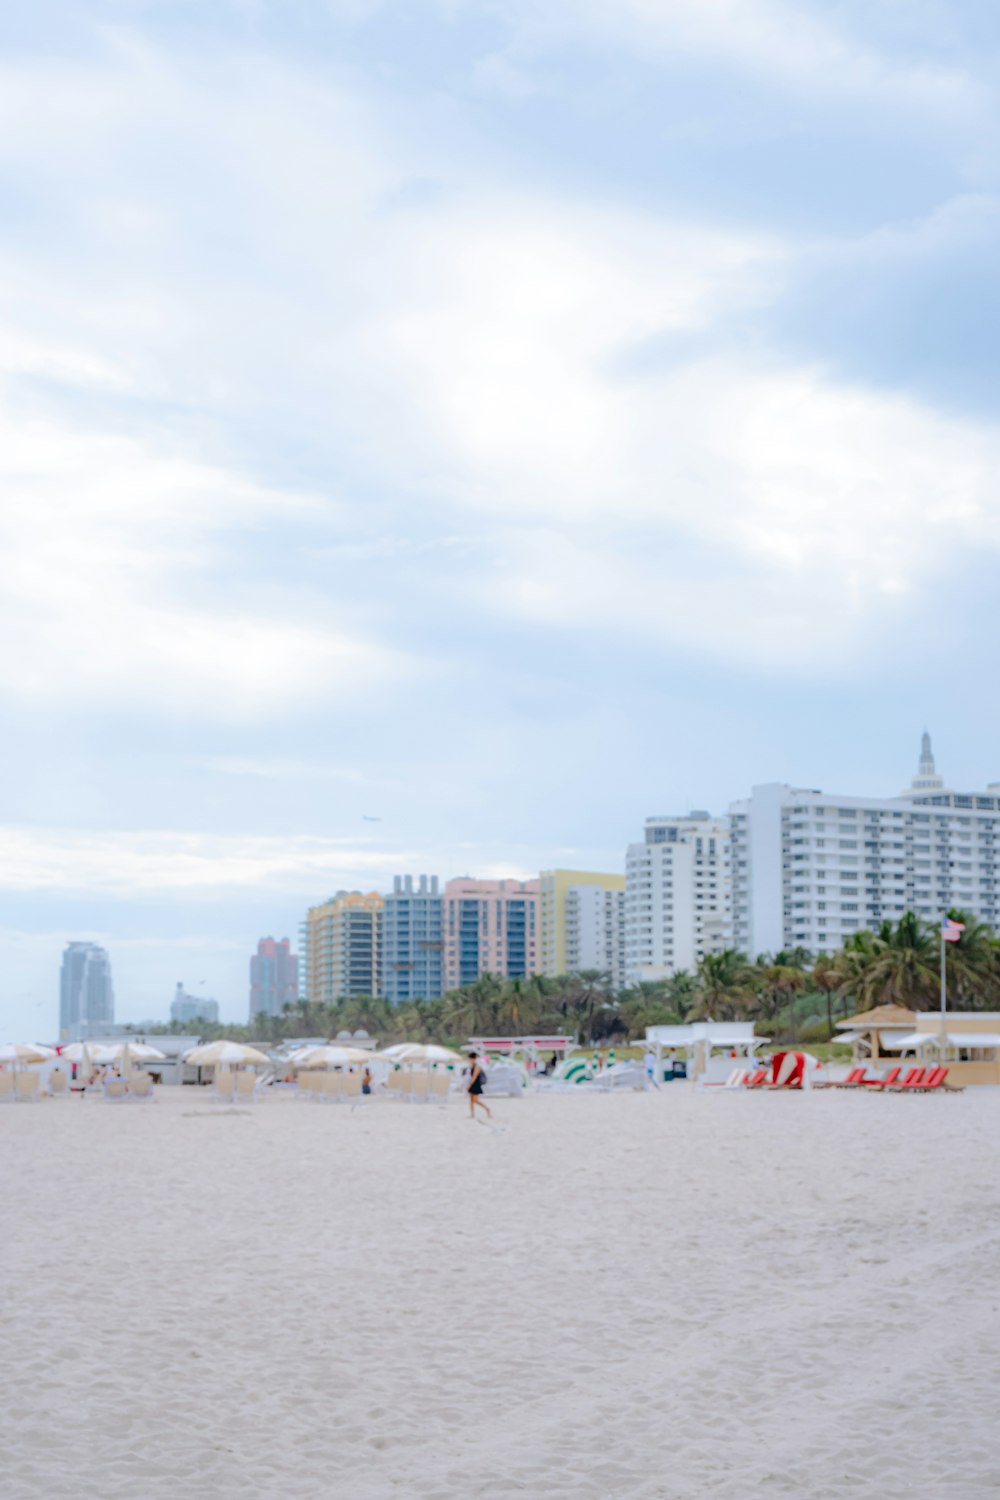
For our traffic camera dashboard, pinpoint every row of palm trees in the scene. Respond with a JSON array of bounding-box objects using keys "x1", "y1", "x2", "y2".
[{"x1": 142, "y1": 911, "x2": 1000, "y2": 1049}]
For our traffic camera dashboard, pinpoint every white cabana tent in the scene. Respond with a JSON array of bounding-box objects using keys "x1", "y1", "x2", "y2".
[{"x1": 645, "y1": 1023, "x2": 767, "y2": 1085}]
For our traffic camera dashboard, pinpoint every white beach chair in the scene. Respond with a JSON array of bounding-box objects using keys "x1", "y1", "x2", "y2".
[
  {"x1": 129, "y1": 1072, "x2": 154, "y2": 1101},
  {"x1": 103, "y1": 1077, "x2": 128, "y2": 1102},
  {"x1": 410, "y1": 1070, "x2": 430, "y2": 1103},
  {"x1": 235, "y1": 1070, "x2": 257, "y2": 1104},
  {"x1": 48, "y1": 1068, "x2": 70, "y2": 1097},
  {"x1": 344, "y1": 1071, "x2": 362, "y2": 1104},
  {"x1": 15, "y1": 1072, "x2": 39, "y2": 1102},
  {"x1": 430, "y1": 1070, "x2": 451, "y2": 1104},
  {"x1": 213, "y1": 1070, "x2": 236, "y2": 1104},
  {"x1": 318, "y1": 1071, "x2": 337, "y2": 1102},
  {"x1": 0, "y1": 1070, "x2": 16, "y2": 1103}
]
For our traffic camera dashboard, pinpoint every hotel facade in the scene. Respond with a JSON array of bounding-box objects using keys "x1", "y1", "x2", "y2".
[
  {"x1": 539, "y1": 869, "x2": 626, "y2": 987},
  {"x1": 301, "y1": 891, "x2": 383, "y2": 1003},
  {"x1": 730, "y1": 736, "x2": 1000, "y2": 957},
  {"x1": 442, "y1": 877, "x2": 540, "y2": 990},
  {"x1": 624, "y1": 813, "x2": 731, "y2": 984}
]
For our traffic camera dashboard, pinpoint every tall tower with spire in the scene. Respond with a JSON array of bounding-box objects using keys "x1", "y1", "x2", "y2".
[{"x1": 908, "y1": 730, "x2": 945, "y2": 794}]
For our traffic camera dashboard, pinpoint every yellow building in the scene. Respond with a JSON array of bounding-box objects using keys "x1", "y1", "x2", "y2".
[
  {"x1": 302, "y1": 891, "x2": 383, "y2": 1004},
  {"x1": 538, "y1": 869, "x2": 626, "y2": 985}
]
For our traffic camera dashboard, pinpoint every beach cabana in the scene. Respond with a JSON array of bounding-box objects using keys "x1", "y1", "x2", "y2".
[
  {"x1": 645, "y1": 1023, "x2": 766, "y2": 1084},
  {"x1": 881, "y1": 1012, "x2": 1000, "y2": 1086},
  {"x1": 833, "y1": 1006, "x2": 917, "y2": 1074}
]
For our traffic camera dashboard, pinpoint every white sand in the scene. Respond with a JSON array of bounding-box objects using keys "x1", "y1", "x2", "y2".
[{"x1": 5, "y1": 1084, "x2": 1000, "y2": 1499}]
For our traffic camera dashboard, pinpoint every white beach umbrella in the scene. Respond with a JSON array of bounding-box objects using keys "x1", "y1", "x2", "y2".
[
  {"x1": 290, "y1": 1045, "x2": 372, "y2": 1067},
  {"x1": 183, "y1": 1041, "x2": 272, "y2": 1067},
  {"x1": 0, "y1": 1043, "x2": 56, "y2": 1064},
  {"x1": 92, "y1": 1042, "x2": 167, "y2": 1063},
  {"x1": 377, "y1": 1043, "x2": 465, "y2": 1065}
]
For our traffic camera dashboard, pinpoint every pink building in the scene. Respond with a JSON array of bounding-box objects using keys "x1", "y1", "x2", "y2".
[
  {"x1": 443, "y1": 877, "x2": 540, "y2": 990},
  {"x1": 250, "y1": 936, "x2": 299, "y2": 1020}
]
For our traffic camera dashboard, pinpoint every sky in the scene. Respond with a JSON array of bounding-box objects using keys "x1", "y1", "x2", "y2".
[{"x1": 4, "y1": 0, "x2": 1000, "y2": 1033}]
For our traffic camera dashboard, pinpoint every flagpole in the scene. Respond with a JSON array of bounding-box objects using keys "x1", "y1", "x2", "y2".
[{"x1": 940, "y1": 917, "x2": 948, "y2": 1060}]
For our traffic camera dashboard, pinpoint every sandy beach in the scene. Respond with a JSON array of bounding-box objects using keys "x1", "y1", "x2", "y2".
[{"x1": 5, "y1": 1085, "x2": 1000, "y2": 1499}]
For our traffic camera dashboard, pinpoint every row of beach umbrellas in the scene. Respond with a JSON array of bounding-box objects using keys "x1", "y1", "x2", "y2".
[{"x1": 0, "y1": 1038, "x2": 471, "y2": 1072}]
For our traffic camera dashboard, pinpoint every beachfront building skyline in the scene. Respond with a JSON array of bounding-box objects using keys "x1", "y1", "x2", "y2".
[
  {"x1": 59, "y1": 940, "x2": 115, "y2": 1042},
  {"x1": 443, "y1": 877, "x2": 540, "y2": 990},
  {"x1": 382, "y1": 874, "x2": 444, "y2": 1004},
  {"x1": 171, "y1": 982, "x2": 220, "y2": 1025},
  {"x1": 624, "y1": 813, "x2": 732, "y2": 984},
  {"x1": 539, "y1": 869, "x2": 626, "y2": 987},
  {"x1": 730, "y1": 734, "x2": 1000, "y2": 957},
  {"x1": 302, "y1": 892, "x2": 383, "y2": 1003},
  {"x1": 249, "y1": 936, "x2": 299, "y2": 1019}
]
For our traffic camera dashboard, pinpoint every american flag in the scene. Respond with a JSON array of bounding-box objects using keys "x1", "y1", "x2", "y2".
[{"x1": 942, "y1": 917, "x2": 965, "y2": 943}]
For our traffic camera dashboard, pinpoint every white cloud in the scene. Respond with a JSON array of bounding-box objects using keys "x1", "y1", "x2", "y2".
[
  {"x1": 0, "y1": 389, "x2": 399, "y2": 714},
  {"x1": 470, "y1": 0, "x2": 985, "y2": 119},
  {"x1": 0, "y1": 827, "x2": 410, "y2": 896}
]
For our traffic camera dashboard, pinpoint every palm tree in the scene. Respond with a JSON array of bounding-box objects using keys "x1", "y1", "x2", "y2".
[
  {"x1": 943, "y1": 910, "x2": 999, "y2": 1009},
  {"x1": 809, "y1": 954, "x2": 842, "y2": 1039},
  {"x1": 688, "y1": 950, "x2": 758, "y2": 1021},
  {"x1": 846, "y1": 913, "x2": 939, "y2": 1012}
]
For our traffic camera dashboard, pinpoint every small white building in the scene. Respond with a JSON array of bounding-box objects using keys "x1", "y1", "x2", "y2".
[{"x1": 645, "y1": 1022, "x2": 764, "y2": 1084}]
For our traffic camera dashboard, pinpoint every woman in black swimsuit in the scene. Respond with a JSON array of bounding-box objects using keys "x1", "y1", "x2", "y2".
[{"x1": 466, "y1": 1053, "x2": 491, "y2": 1120}]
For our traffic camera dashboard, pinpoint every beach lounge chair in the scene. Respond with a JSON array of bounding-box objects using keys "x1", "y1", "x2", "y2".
[
  {"x1": 431, "y1": 1070, "x2": 451, "y2": 1102},
  {"x1": 235, "y1": 1071, "x2": 257, "y2": 1104},
  {"x1": 886, "y1": 1066, "x2": 926, "y2": 1092},
  {"x1": 129, "y1": 1072, "x2": 153, "y2": 1101},
  {"x1": 861, "y1": 1066, "x2": 902, "y2": 1090},
  {"x1": 103, "y1": 1077, "x2": 128, "y2": 1102},
  {"x1": 833, "y1": 1067, "x2": 870, "y2": 1089},
  {"x1": 49, "y1": 1068, "x2": 70, "y2": 1097},
  {"x1": 15, "y1": 1072, "x2": 39, "y2": 1102},
  {"x1": 909, "y1": 1066, "x2": 963, "y2": 1092},
  {"x1": 0, "y1": 1071, "x2": 15, "y2": 1103}
]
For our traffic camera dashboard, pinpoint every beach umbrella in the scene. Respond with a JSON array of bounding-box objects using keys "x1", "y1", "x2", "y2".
[
  {"x1": 289, "y1": 1045, "x2": 372, "y2": 1067},
  {"x1": 0, "y1": 1043, "x2": 56, "y2": 1064},
  {"x1": 183, "y1": 1041, "x2": 271, "y2": 1067},
  {"x1": 376, "y1": 1043, "x2": 465, "y2": 1065},
  {"x1": 90, "y1": 1042, "x2": 166, "y2": 1063}
]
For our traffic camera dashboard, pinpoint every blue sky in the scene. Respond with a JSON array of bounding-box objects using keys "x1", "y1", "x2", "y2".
[{"x1": 3, "y1": 0, "x2": 1000, "y2": 1032}]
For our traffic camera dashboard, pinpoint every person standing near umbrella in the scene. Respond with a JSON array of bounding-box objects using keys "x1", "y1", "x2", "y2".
[{"x1": 466, "y1": 1051, "x2": 491, "y2": 1121}]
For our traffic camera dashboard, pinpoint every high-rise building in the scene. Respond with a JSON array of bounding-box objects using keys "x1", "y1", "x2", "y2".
[
  {"x1": 539, "y1": 869, "x2": 626, "y2": 986},
  {"x1": 382, "y1": 875, "x2": 444, "y2": 1004},
  {"x1": 249, "y1": 937, "x2": 299, "y2": 1019},
  {"x1": 730, "y1": 735, "x2": 1000, "y2": 957},
  {"x1": 171, "y1": 982, "x2": 220, "y2": 1025},
  {"x1": 59, "y1": 941, "x2": 115, "y2": 1042},
  {"x1": 624, "y1": 813, "x2": 731, "y2": 985},
  {"x1": 302, "y1": 892, "x2": 383, "y2": 1003},
  {"x1": 443, "y1": 877, "x2": 540, "y2": 990}
]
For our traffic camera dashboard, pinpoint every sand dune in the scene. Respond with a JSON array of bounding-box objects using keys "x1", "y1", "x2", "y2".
[{"x1": 4, "y1": 1085, "x2": 1000, "y2": 1498}]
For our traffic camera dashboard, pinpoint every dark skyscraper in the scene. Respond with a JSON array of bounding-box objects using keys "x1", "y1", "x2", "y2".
[
  {"x1": 249, "y1": 937, "x2": 299, "y2": 1020},
  {"x1": 59, "y1": 941, "x2": 115, "y2": 1041}
]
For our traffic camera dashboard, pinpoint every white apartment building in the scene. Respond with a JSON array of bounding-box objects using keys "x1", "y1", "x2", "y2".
[
  {"x1": 563, "y1": 883, "x2": 626, "y2": 988},
  {"x1": 624, "y1": 812, "x2": 732, "y2": 985},
  {"x1": 730, "y1": 735, "x2": 1000, "y2": 957}
]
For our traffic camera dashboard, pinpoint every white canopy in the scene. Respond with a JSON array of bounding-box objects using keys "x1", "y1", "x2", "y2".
[{"x1": 883, "y1": 1031, "x2": 1000, "y2": 1049}]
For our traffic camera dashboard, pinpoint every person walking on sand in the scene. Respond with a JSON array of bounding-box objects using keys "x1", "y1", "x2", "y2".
[
  {"x1": 466, "y1": 1051, "x2": 491, "y2": 1121},
  {"x1": 644, "y1": 1048, "x2": 662, "y2": 1089}
]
